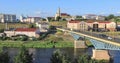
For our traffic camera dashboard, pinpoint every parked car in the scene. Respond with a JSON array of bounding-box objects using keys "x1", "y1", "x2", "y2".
[
  {"x1": 99, "y1": 34, "x2": 108, "y2": 38},
  {"x1": 107, "y1": 36, "x2": 112, "y2": 40}
]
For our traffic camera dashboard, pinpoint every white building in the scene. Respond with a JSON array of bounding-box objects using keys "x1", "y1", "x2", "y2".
[
  {"x1": 0, "y1": 14, "x2": 16, "y2": 23},
  {"x1": 36, "y1": 21, "x2": 49, "y2": 32},
  {"x1": 82, "y1": 14, "x2": 105, "y2": 20},
  {"x1": 96, "y1": 16, "x2": 105, "y2": 20},
  {"x1": 20, "y1": 16, "x2": 42, "y2": 23},
  {"x1": 4, "y1": 28, "x2": 40, "y2": 38}
]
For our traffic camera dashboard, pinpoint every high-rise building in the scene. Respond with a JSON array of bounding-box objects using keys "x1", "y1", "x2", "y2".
[{"x1": 0, "y1": 14, "x2": 16, "y2": 23}]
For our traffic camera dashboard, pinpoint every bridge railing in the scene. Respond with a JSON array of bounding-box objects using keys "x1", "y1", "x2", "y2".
[{"x1": 57, "y1": 27, "x2": 120, "y2": 43}]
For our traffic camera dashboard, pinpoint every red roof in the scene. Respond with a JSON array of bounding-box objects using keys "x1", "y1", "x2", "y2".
[
  {"x1": 86, "y1": 20, "x2": 111, "y2": 23},
  {"x1": 99, "y1": 21, "x2": 111, "y2": 23},
  {"x1": 61, "y1": 13, "x2": 69, "y2": 16},
  {"x1": 15, "y1": 28, "x2": 37, "y2": 32},
  {"x1": 68, "y1": 20, "x2": 80, "y2": 23}
]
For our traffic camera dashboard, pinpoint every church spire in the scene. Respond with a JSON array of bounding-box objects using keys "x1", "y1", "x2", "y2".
[
  {"x1": 55, "y1": 7, "x2": 61, "y2": 20},
  {"x1": 57, "y1": 7, "x2": 61, "y2": 17}
]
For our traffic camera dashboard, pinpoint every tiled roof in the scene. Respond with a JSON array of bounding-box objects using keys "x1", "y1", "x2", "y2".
[
  {"x1": 61, "y1": 13, "x2": 69, "y2": 16},
  {"x1": 86, "y1": 20, "x2": 111, "y2": 23},
  {"x1": 15, "y1": 28, "x2": 37, "y2": 32}
]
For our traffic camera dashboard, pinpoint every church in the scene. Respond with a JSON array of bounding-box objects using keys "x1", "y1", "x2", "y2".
[{"x1": 55, "y1": 8, "x2": 72, "y2": 21}]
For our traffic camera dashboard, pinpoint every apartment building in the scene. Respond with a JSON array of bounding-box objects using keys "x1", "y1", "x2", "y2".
[
  {"x1": 20, "y1": 16, "x2": 41, "y2": 23},
  {"x1": 0, "y1": 14, "x2": 16, "y2": 23}
]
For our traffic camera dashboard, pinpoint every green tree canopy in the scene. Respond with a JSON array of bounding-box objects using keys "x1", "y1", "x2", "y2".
[
  {"x1": 0, "y1": 47, "x2": 10, "y2": 63},
  {"x1": 14, "y1": 46, "x2": 33, "y2": 63},
  {"x1": 56, "y1": 16, "x2": 61, "y2": 21},
  {"x1": 29, "y1": 24, "x2": 36, "y2": 28},
  {"x1": 50, "y1": 50, "x2": 71, "y2": 63},
  {"x1": 105, "y1": 14, "x2": 115, "y2": 20}
]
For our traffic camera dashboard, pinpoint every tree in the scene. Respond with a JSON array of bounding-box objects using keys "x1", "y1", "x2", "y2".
[
  {"x1": 76, "y1": 16, "x2": 82, "y2": 18},
  {"x1": 0, "y1": 29, "x2": 4, "y2": 33},
  {"x1": 106, "y1": 14, "x2": 115, "y2": 20},
  {"x1": 50, "y1": 50, "x2": 70, "y2": 63},
  {"x1": 56, "y1": 16, "x2": 61, "y2": 21},
  {"x1": 0, "y1": 47, "x2": 10, "y2": 63},
  {"x1": 14, "y1": 46, "x2": 33, "y2": 63},
  {"x1": 29, "y1": 24, "x2": 36, "y2": 28},
  {"x1": 20, "y1": 36, "x2": 28, "y2": 41}
]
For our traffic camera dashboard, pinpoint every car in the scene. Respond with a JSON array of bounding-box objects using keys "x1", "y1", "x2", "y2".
[
  {"x1": 99, "y1": 34, "x2": 108, "y2": 38},
  {"x1": 107, "y1": 36, "x2": 112, "y2": 40}
]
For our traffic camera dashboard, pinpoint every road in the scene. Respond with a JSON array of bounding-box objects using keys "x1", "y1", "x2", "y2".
[{"x1": 56, "y1": 27, "x2": 120, "y2": 47}]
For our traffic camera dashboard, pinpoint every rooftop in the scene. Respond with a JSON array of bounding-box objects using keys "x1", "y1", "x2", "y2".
[{"x1": 15, "y1": 28, "x2": 37, "y2": 32}]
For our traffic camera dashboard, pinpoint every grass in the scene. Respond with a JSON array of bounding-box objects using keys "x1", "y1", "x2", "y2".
[
  {"x1": 0, "y1": 41, "x2": 74, "y2": 48},
  {"x1": 49, "y1": 21, "x2": 67, "y2": 28},
  {"x1": 0, "y1": 23, "x2": 29, "y2": 29}
]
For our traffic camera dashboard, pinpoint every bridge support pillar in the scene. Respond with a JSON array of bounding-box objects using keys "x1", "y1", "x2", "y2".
[
  {"x1": 74, "y1": 40, "x2": 87, "y2": 48},
  {"x1": 92, "y1": 49, "x2": 110, "y2": 60}
]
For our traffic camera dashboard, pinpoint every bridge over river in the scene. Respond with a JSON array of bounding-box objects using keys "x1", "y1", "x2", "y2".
[{"x1": 57, "y1": 28, "x2": 120, "y2": 60}]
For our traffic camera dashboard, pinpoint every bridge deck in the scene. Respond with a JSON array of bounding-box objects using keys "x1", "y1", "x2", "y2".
[{"x1": 57, "y1": 28, "x2": 120, "y2": 47}]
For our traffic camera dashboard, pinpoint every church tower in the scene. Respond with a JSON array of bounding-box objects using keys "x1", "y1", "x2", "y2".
[{"x1": 55, "y1": 8, "x2": 61, "y2": 20}]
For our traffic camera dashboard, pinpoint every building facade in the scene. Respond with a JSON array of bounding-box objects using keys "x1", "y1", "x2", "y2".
[
  {"x1": 67, "y1": 20, "x2": 88, "y2": 31},
  {"x1": 67, "y1": 20, "x2": 80, "y2": 30},
  {"x1": 55, "y1": 8, "x2": 72, "y2": 21},
  {"x1": 0, "y1": 14, "x2": 16, "y2": 23},
  {"x1": 82, "y1": 14, "x2": 105, "y2": 20},
  {"x1": 4, "y1": 28, "x2": 40, "y2": 38},
  {"x1": 20, "y1": 16, "x2": 41, "y2": 23},
  {"x1": 67, "y1": 20, "x2": 116, "y2": 31},
  {"x1": 87, "y1": 21, "x2": 116, "y2": 31},
  {"x1": 36, "y1": 21, "x2": 49, "y2": 32}
]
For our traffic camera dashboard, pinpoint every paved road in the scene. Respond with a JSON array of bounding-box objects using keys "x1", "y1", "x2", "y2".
[{"x1": 57, "y1": 27, "x2": 120, "y2": 43}]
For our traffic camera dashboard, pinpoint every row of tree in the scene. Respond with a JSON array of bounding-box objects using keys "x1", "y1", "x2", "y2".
[
  {"x1": 51, "y1": 50, "x2": 109, "y2": 63},
  {"x1": 0, "y1": 46, "x2": 109, "y2": 63},
  {"x1": 0, "y1": 46, "x2": 33, "y2": 63}
]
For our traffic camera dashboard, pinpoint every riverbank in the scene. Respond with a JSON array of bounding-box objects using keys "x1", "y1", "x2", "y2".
[{"x1": 0, "y1": 41, "x2": 74, "y2": 48}]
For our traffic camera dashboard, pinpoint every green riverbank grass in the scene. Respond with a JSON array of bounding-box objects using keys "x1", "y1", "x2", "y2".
[{"x1": 0, "y1": 41, "x2": 74, "y2": 48}]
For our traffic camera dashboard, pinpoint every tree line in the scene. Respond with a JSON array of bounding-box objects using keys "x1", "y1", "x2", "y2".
[{"x1": 0, "y1": 46, "x2": 110, "y2": 63}]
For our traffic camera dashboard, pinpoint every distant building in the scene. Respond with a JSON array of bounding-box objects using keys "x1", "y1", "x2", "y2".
[
  {"x1": 20, "y1": 16, "x2": 42, "y2": 23},
  {"x1": 0, "y1": 14, "x2": 16, "y2": 23},
  {"x1": 87, "y1": 20, "x2": 116, "y2": 31},
  {"x1": 55, "y1": 8, "x2": 72, "y2": 21},
  {"x1": 96, "y1": 16, "x2": 105, "y2": 20},
  {"x1": 67, "y1": 20, "x2": 116, "y2": 31},
  {"x1": 82, "y1": 14, "x2": 105, "y2": 20},
  {"x1": 67, "y1": 20, "x2": 88, "y2": 31},
  {"x1": 4, "y1": 28, "x2": 40, "y2": 38},
  {"x1": 55, "y1": 8, "x2": 61, "y2": 20},
  {"x1": 36, "y1": 21, "x2": 49, "y2": 32}
]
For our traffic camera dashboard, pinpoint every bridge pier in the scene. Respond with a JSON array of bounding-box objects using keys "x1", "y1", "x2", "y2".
[
  {"x1": 74, "y1": 40, "x2": 87, "y2": 48},
  {"x1": 91, "y1": 49, "x2": 110, "y2": 60}
]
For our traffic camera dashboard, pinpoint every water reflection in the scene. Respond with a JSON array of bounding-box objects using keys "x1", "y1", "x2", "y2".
[{"x1": 3, "y1": 47, "x2": 120, "y2": 63}]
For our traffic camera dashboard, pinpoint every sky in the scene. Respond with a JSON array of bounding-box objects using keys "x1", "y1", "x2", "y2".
[{"x1": 0, "y1": 0, "x2": 120, "y2": 17}]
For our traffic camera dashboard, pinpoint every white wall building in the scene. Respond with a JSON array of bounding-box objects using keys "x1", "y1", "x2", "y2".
[
  {"x1": 0, "y1": 14, "x2": 16, "y2": 23},
  {"x1": 36, "y1": 21, "x2": 49, "y2": 32},
  {"x1": 4, "y1": 28, "x2": 40, "y2": 38},
  {"x1": 20, "y1": 16, "x2": 41, "y2": 23},
  {"x1": 82, "y1": 14, "x2": 105, "y2": 20}
]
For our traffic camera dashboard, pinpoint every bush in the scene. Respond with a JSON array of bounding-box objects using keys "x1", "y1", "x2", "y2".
[{"x1": 0, "y1": 29, "x2": 4, "y2": 33}]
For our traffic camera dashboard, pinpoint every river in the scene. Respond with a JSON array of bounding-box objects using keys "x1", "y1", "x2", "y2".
[{"x1": 4, "y1": 47, "x2": 120, "y2": 63}]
